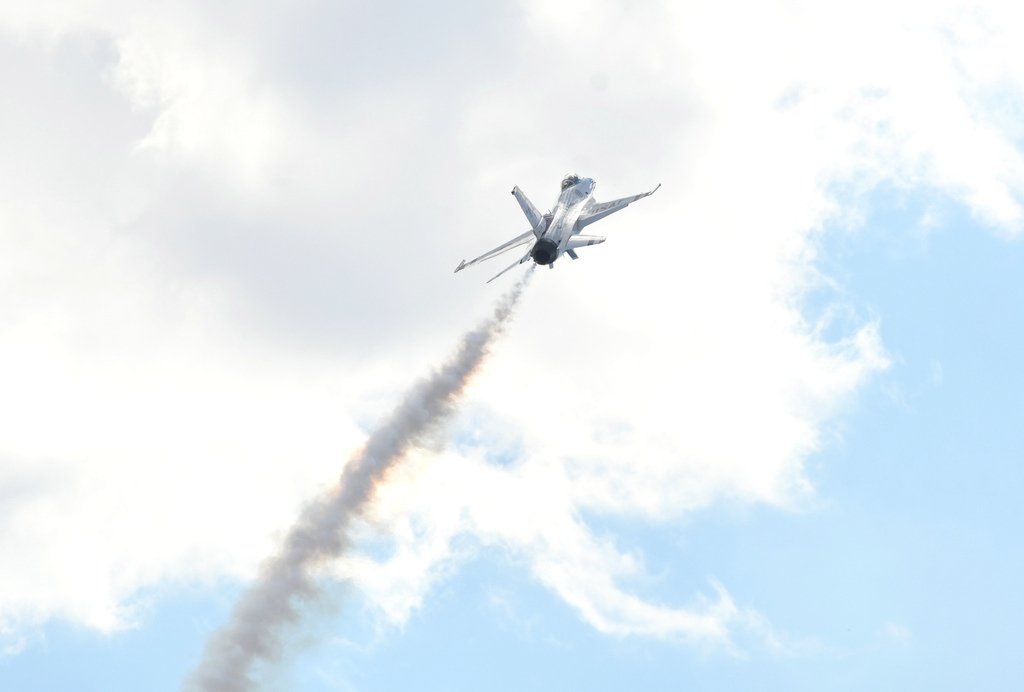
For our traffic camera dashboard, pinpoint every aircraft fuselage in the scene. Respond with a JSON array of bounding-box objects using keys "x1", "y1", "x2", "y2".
[{"x1": 532, "y1": 177, "x2": 596, "y2": 264}]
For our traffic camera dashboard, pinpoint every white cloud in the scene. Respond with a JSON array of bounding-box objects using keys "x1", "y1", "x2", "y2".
[
  {"x1": 0, "y1": 0, "x2": 1021, "y2": 656},
  {"x1": 884, "y1": 621, "x2": 912, "y2": 646}
]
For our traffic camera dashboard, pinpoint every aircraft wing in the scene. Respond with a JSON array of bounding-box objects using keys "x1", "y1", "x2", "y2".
[
  {"x1": 486, "y1": 248, "x2": 533, "y2": 283},
  {"x1": 455, "y1": 229, "x2": 536, "y2": 273},
  {"x1": 577, "y1": 183, "x2": 661, "y2": 230}
]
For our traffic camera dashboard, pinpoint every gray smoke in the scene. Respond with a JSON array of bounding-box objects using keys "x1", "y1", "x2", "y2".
[{"x1": 184, "y1": 269, "x2": 533, "y2": 691}]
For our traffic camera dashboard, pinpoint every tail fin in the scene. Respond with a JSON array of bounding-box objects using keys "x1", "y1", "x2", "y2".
[{"x1": 511, "y1": 186, "x2": 544, "y2": 235}]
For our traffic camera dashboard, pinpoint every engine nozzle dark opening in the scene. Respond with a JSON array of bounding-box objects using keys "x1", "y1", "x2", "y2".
[{"x1": 530, "y1": 238, "x2": 558, "y2": 265}]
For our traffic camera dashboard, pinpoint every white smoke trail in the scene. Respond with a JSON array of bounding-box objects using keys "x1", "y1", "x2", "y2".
[{"x1": 184, "y1": 270, "x2": 533, "y2": 691}]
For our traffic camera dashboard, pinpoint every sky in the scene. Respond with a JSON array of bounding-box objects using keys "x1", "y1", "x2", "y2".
[{"x1": 0, "y1": 1, "x2": 1022, "y2": 690}]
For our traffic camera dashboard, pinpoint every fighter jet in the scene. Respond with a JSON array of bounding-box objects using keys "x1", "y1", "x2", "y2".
[{"x1": 454, "y1": 174, "x2": 660, "y2": 282}]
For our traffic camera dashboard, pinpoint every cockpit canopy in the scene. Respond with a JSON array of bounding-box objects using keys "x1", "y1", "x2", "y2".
[{"x1": 561, "y1": 174, "x2": 581, "y2": 190}]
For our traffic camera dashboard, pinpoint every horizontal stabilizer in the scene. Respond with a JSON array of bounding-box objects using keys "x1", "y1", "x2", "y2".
[{"x1": 566, "y1": 234, "x2": 606, "y2": 250}]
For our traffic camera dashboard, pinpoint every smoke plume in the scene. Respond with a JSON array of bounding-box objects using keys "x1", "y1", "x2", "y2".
[{"x1": 184, "y1": 270, "x2": 532, "y2": 691}]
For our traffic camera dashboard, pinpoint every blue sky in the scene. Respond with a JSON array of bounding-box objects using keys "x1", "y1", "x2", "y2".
[{"x1": 2, "y1": 2, "x2": 1023, "y2": 691}]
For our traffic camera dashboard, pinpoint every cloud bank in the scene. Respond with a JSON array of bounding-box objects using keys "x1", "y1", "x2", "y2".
[{"x1": 1, "y1": 0, "x2": 1022, "y2": 658}]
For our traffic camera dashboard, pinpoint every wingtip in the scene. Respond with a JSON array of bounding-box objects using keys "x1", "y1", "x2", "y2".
[
  {"x1": 652, "y1": 183, "x2": 662, "y2": 194},
  {"x1": 454, "y1": 260, "x2": 466, "y2": 273}
]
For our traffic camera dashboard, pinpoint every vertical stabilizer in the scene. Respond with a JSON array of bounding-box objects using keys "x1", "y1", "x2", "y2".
[{"x1": 511, "y1": 186, "x2": 544, "y2": 235}]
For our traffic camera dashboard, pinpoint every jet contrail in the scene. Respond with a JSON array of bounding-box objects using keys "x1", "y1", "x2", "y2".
[{"x1": 184, "y1": 269, "x2": 533, "y2": 692}]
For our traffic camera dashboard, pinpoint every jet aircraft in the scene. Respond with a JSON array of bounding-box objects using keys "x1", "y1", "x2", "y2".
[{"x1": 454, "y1": 174, "x2": 660, "y2": 282}]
